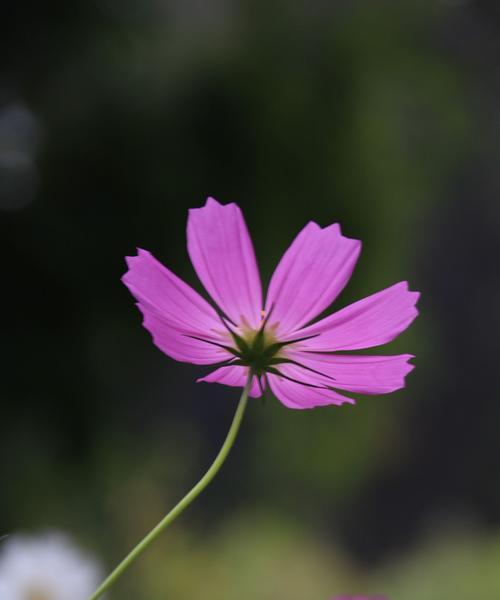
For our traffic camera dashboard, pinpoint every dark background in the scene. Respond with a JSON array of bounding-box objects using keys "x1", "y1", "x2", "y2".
[{"x1": 1, "y1": 1, "x2": 500, "y2": 598}]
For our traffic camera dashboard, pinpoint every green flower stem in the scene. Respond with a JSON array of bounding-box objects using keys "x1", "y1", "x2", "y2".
[{"x1": 87, "y1": 373, "x2": 252, "y2": 600}]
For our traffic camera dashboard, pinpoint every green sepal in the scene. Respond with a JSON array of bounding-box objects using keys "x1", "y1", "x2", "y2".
[
  {"x1": 229, "y1": 329, "x2": 251, "y2": 354},
  {"x1": 261, "y1": 334, "x2": 318, "y2": 359},
  {"x1": 252, "y1": 327, "x2": 266, "y2": 354},
  {"x1": 267, "y1": 357, "x2": 291, "y2": 365},
  {"x1": 229, "y1": 359, "x2": 247, "y2": 367},
  {"x1": 184, "y1": 334, "x2": 242, "y2": 358}
]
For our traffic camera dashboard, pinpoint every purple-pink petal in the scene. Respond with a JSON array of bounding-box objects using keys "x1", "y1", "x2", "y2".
[
  {"x1": 268, "y1": 365, "x2": 355, "y2": 409},
  {"x1": 265, "y1": 222, "x2": 361, "y2": 335},
  {"x1": 289, "y1": 281, "x2": 419, "y2": 351},
  {"x1": 197, "y1": 365, "x2": 263, "y2": 398},
  {"x1": 285, "y1": 352, "x2": 415, "y2": 394},
  {"x1": 122, "y1": 249, "x2": 230, "y2": 364},
  {"x1": 138, "y1": 305, "x2": 231, "y2": 364},
  {"x1": 187, "y1": 197, "x2": 263, "y2": 328}
]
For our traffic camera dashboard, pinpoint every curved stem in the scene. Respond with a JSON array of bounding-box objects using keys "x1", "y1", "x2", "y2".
[{"x1": 87, "y1": 373, "x2": 252, "y2": 600}]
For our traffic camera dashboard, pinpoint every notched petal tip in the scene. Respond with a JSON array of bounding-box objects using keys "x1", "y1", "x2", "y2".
[
  {"x1": 190, "y1": 196, "x2": 233, "y2": 213},
  {"x1": 301, "y1": 221, "x2": 361, "y2": 246},
  {"x1": 204, "y1": 197, "x2": 244, "y2": 219},
  {"x1": 397, "y1": 280, "x2": 420, "y2": 300},
  {"x1": 401, "y1": 354, "x2": 416, "y2": 377},
  {"x1": 189, "y1": 196, "x2": 220, "y2": 216},
  {"x1": 123, "y1": 247, "x2": 152, "y2": 270},
  {"x1": 265, "y1": 219, "x2": 362, "y2": 333},
  {"x1": 323, "y1": 222, "x2": 340, "y2": 233},
  {"x1": 187, "y1": 196, "x2": 262, "y2": 327},
  {"x1": 303, "y1": 220, "x2": 321, "y2": 231},
  {"x1": 322, "y1": 222, "x2": 361, "y2": 251},
  {"x1": 400, "y1": 282, "x2": 420, "y2": 318},
  {"x1": 205, "y1": 196, "x2": 221, "y2": 207}
]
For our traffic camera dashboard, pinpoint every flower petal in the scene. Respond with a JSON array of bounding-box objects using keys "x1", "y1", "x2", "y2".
[
  {"x1": 265, "y1": 222, "x2": 361, "y2": 334},
  {"x1": 187, "y1": 197, "x2": 263, "y2": 328},
  {"x1": 289, "y1": 282, "x2": 419, "y2": 351},
  {"x1": 122, "y1": 249, "x2": 231, "y2": 364},
  {"x1": 267, "y1": 364, "x2": 355, "y2": 409},
  {"x1": 137, "y1": 303, "x2": 232, "y2": 364},
  {"x1": 197, "y1": 365, "x2": 263, "y2": 397},
  {"x1": 285, "y1": 351, "x2": 415, "y2": 394}
]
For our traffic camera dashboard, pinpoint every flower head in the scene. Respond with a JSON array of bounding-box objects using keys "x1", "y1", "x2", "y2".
[
  {"x1": 123, "y1": 198, "x2": 419, "y2": 408},
  {"x1": 0, "y1": 532, "x2": 102, "y2": 600}
]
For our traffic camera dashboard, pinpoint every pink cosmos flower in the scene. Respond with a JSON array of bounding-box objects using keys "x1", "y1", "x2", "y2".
[
  {"x1": 122, "y1": 198, "x2": 419, "y2": 408},
  {"x1": 331, "y1": 597, "x2": 387, "y2": 600}
]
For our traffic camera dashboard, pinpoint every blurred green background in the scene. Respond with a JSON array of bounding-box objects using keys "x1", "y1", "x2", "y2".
[{"x1": 1, "y1": 0, "x2": 500, "y2": 598}]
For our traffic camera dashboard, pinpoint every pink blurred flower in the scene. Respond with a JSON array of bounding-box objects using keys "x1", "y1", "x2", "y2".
[
  {"x1": 332, "y1": 597, "x2": 387, "y2": 600},
  {"x1": 123, "y1": 198, "x2": 419, "y2": 408}
]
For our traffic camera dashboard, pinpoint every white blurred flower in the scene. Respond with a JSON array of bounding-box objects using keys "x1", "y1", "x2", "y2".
[{"x1": 0, "y1": 532, "x2": 103, "y2": 600}]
